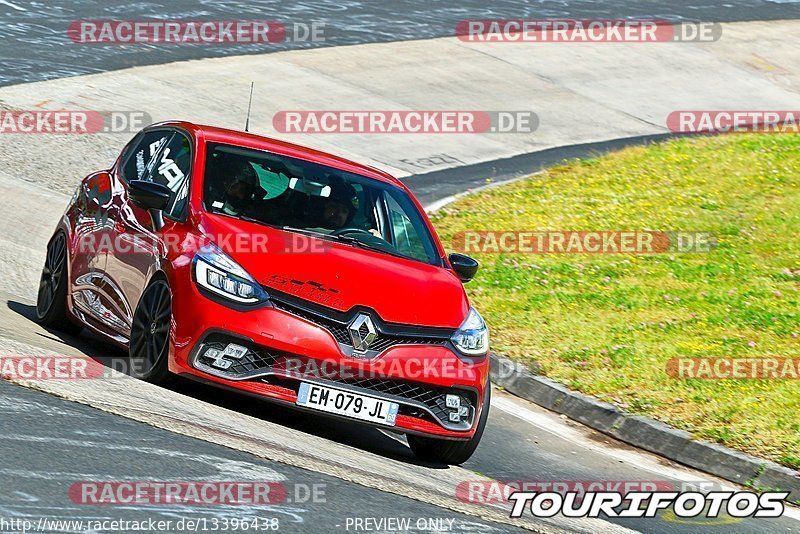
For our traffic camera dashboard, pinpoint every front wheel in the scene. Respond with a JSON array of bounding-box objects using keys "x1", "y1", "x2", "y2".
[
  {"x1": 36, "y1": 233, "x2": 81, "y2": 335},
  {"x1": 408, "y1": 384, "x2": 491, "y2": 465},
  {"x1": 129, "y1": 278, "x2": 173, "y2": 384}
]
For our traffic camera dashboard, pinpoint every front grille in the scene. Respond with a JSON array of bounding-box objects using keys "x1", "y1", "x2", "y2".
[
  {"x1": 191, "y1": 334, "x2": 476, "y2": 430},
  {"x1": 270, "y1": 297, "x2": 450, "y2": 355},
  {"x1": 268, "y1": 374, "x2": 476, "y2": 429},
  {"x1": 337, "y1": 376, "x2": 455, "y2": 424},
  {"x1": 221, "y1": 347, "x2": 278, "y2": 375}
]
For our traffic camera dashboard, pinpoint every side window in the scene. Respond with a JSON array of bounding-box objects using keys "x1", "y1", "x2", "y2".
[
  {"x1": 122, "y1": 130, "x2": 172, "y2": 183},
  {"x1": 122, "y1": 130, "x2": 192, "y2": 220},
  {"x1": 384, "y1": 192, "x2": 427, "y2": 260},
  {"x1": 149, "y1": 132, "x2": 192, "y2": 219},
  {"x1": 122, "y1": 130, "x2": 172, "y2": 182}
]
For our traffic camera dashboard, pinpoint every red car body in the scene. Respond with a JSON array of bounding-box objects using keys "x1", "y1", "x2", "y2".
[{"x1": 41, "y1": 121, "x2": 490, "y2": 461}]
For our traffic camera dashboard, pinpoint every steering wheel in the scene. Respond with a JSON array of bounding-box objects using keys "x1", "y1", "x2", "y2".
[{"x1": 331, "y1": 227, "x2": 375, "y2": 238}]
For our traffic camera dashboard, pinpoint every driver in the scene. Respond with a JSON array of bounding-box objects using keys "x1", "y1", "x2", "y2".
[
  {"x1": 314, "y1": 178, "x2": 358, "y2": 230},
  {"x1": 320, "y1": 192, "x2": 355, "y2": 230},
  {"x1": 220, "y1": 163, "x2": 259, "y2": 216},
  {"x1": 318, "y1": 184, "x2": 382, "y2": 238}
]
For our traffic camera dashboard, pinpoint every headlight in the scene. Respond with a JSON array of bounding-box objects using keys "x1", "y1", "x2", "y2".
[
  {"x1": 193, "y1": 243, "x2": 268, "y2": 304},
  {"x1": 451, "y1": 308, "x2": 489, "y2": 356}
]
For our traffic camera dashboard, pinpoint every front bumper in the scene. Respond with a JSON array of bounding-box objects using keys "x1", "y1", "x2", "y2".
[{"x1": 169, "y1": 278, "x2": 489, "y2": 439}]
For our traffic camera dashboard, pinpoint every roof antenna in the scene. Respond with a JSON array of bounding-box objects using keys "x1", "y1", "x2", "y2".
[{"x1": 244, "y1": 81, "x2": 254, "y2": 132}]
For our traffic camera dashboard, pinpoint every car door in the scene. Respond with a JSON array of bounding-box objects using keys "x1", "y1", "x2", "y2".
[
  {"x1": 68, "y1": 168, "x2": 124, "y2": 338},
  {"x1": 103, "y1": 128, "x2": 192, "y2": 339}
]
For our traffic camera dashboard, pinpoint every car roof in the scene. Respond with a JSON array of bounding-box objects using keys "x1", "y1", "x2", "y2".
[{"x1": 149, "y1": 120, "x2": 404, "y2": 187}]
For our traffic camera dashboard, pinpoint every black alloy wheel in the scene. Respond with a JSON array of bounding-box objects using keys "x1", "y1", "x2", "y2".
[
  {"x1": 129, "y1": 279, "x2": 173, "y2": 383},
  {"x1": 36, "y1": 233, "x2": 81, "y2": 334}
]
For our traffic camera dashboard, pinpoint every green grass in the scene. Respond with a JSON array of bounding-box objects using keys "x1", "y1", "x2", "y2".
[{"x1": 430, "y1": 134, "x2": 800, "y2": 468}]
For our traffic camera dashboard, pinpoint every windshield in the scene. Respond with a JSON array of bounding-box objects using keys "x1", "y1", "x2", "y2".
[{"x1": 202, "y1": 142, "x2": 441, "y2": 265}]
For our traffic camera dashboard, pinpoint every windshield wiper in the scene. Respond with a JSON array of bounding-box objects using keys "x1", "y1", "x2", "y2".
[
  {"x1": 220, "y1": 213, "x2": 283, "y2": 231},
  {"x1": 214, "y1": 215, "x2": 406, "y2": 259},
  {"x1": 281, "y1": 226, "x2": 335, "y2": 240},
  {"x1": 237, "y1": 214, "x2": 269, "y2": 226},
  {"x1": 332, "y1": 233, "x2": 406, "y2": 259}
]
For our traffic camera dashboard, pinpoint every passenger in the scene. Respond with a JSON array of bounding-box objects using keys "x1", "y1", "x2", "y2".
[{"x1": 208, "y1": 159, "x2": 259, "y2": 216}]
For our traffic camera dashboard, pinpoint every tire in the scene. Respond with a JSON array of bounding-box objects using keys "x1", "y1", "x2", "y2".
[
  {"x1": 408, "y1": 384, "x2": 491, "y2": 465},
  {"x1": 129, "y1": 278, "x2": 173, "y2": 384},
  {"x1": 36, "y1": 232, "x2": 82, "y2": 335}
]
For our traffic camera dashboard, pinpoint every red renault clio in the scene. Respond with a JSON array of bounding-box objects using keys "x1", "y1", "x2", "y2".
[{"x1": 36, "y1": 121, "x2": 490, "y2": 463}]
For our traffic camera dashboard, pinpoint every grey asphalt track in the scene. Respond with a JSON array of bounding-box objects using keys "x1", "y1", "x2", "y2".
[
  {"x1": 0, "y1": 379, "x2": 519, "y2": 534},
  {"x1": 1, "y1": 1, "x2": 799, "y2": 533},
  {"x1": 0, "y1": 0, "x2": 798, "y2": 86}
]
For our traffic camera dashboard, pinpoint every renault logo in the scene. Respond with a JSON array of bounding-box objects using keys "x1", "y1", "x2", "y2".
[{"x1": 348, "y1": 313, "x2": 377, "y2": 352}]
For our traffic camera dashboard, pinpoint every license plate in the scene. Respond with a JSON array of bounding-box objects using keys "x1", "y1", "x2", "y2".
[{"x1": 297, "y1": 382, "x2": 399, "y2": 426}]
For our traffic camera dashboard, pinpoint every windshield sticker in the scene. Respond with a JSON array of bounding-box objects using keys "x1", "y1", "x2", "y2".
[
  {"x1": 135, "y1": 136, "x2": 168, "y2": 180},
  {"x1": 157, "y1": 146, "x2": 186, "y2": 191},
  {"x1": 135, "y1": 150, "x2": 146, "y2": 179}
]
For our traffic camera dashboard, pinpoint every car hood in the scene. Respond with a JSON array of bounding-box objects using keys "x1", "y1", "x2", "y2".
[{"x1": 198, "y1": 213, "x2": 470, "y2": 328}]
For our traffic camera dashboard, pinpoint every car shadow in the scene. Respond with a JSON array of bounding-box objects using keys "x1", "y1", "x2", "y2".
[
  {"x1": 6, "y1": 299, "x2": 449, "y2": 469},
  {"x1": 7, "y1": 299, "x2": 124, "y2": 357}
]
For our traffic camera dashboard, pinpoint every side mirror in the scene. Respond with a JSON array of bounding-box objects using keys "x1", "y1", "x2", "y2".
[
  {"x1": 128, "y1": 180, "x2": 171, "y2": 230},
  {"x1": 449, "y1": 253, "x2": 479, "y2": 283}
]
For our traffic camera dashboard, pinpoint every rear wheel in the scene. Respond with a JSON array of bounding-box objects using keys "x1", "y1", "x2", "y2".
[
  {"x1": 408, "y1": 384, "x2": 491, "y2": 465},
  {"x1": 129, "y1": 278, "x2": 172, "y2": 384},
  {"x1": 36, "y1": 233, "x2": 81, "y2": 335}
]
